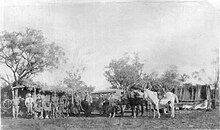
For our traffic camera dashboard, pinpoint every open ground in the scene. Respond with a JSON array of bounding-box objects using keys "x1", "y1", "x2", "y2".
[{"x1": 1, "y1": 108, "x2": 219, "y2": 130}]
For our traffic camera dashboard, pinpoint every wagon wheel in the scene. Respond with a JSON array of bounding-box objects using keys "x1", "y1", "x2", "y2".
[{"x1": 3, "y1": 99, "x2": 12, "y2": 109}]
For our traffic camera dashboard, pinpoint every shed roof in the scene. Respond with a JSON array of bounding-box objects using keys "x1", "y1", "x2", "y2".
[{"x1": 92, "y1": 89, "x2": 123, "y2": 94}]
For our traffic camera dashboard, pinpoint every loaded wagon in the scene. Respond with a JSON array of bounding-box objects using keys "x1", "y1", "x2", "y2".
[{"x1": 91, "y1": 89, "x2": 124, "y2": 115}]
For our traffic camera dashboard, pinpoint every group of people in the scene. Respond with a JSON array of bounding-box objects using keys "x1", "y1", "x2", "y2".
[{"x1": 11, "y1": 91, "x2": 93, "y2": 119}]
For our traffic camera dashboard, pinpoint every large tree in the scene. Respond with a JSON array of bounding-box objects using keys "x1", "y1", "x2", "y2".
[
  {"x1": 0, "y1": 28, "x2": 66, "y2": 87},
  {"x1": 160, "y1": 65, "x2": 181, "y2": 91},
  {"x1": 63, "y1": 67, "x2": 95, "y2": 93},
  {"x1": 142, "y1": 71, "x2": 161, "y2": 91},
  {"x1": 104, "y1": 53, "x2": 144, "y2": 90}
]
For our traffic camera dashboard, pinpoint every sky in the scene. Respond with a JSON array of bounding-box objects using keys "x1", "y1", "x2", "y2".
[{"x1": 0, "y1": 0, "x2": 219, "y2": 90}]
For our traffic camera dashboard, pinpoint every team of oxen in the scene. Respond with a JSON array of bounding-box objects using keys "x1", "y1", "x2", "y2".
[{"x1": 11, "y1": 85, "x2": 179, "y2": 119}]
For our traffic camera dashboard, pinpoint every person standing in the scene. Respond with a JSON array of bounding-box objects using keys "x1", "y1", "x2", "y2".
[
  {"x1": 51, "y1": 93, "x2": 59, "y2": 118},
  {"x1": 84, "y1": 91, "x2": 93, "y2": 105},
  {"x1": 12, "y1": 93, "x2": 20, "y2": 119},
  {"x1": 35, "y1": 93, "x2": 43, "y2": 118},
  {"x1": 25, "y1": 93, "x2": 34, "y2": 115},
  {"x1": 83, "y1": 91, "x2": 93, "y2": 116}
]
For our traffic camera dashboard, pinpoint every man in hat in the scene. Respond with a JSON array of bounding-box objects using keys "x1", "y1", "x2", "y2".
[
  {"x1": 43, "y1": 93, "x2": 51, "y2": 119},
  {"x1": 74, "y1": 92, "x2": 83, "y2": 111},
  {"x1": 12, "y1": 92, "x2": 20, "y2": 118},
  {"x1": 82, "y1": 91, "x2": 93, "y2": 116},
  {"x1": 84, "y1": 91, "x2": 93, "y2": 105},
  {"x1": 34, "y1": 93, "x2": 43, "y2": 118},
  {"x1": 25, "y1": 93, "x2": 34, "y2": 115},
  {"x1": 157, "y1": 85, "x2": 167, "y2": 100}
]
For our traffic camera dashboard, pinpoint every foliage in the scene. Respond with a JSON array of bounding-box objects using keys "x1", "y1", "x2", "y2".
[
  {"x1": 179, "y1": 73, "x2": 190, "y2": 82},
  {"x1": 0, "y1": 28, "x2": 66, "y2": 87},
  {"x1": 159, "y1": 65, "x2": 181, "y2": 91},
  {"x1": 63, "y1": 66, "x2": 95, "y2": 93},
  {"x1": 142, "y1": 71, "x2": 161, "y2": 91},
  {"x1": 105, "y1": 53, "x2": 189, "y2": 91},
  {"x1": 191, "y1": 69, "x2": 212, "y2": 85},
  {"x1": 104, "y1": 53, "x2": 144, "y2": 90}
]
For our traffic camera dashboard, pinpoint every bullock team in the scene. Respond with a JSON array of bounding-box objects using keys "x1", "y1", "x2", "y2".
[{"x1": 10, "y1": 85, "x2": 179, "y2": 119}]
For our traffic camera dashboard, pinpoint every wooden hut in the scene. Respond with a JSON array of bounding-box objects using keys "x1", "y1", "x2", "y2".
[
  {"x1": 174, "y1": 79, "x2": 212, "y2": 109},
  {"x1": 175, "y1": 84, "x2": 211, "y2": 102}
]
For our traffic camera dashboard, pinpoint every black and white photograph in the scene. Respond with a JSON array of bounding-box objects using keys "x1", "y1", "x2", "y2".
[{"x1": 0, "y1": 0, "x2": 219, "y2": 129}]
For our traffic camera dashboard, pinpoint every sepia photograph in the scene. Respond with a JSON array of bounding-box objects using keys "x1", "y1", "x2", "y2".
[{"x1": 0, "y1": 0, "x2": 219, "y2": 129}]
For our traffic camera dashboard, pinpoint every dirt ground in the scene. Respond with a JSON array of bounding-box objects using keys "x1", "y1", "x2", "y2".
[{"x1": 1, "y1": 109, "x2": 219, "y2": 130}]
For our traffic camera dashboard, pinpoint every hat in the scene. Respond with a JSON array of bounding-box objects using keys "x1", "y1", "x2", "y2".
[{"x1": 27, "y1": 93, "x2": 31, "y2": 97}]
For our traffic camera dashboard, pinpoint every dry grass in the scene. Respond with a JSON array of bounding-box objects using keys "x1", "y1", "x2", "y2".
[{"x1": 1, "y1": 109, "x2": 219, "y2": 130}]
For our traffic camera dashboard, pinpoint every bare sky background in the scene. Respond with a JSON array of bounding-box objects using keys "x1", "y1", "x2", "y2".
[{"x1": 0, "y1": 0, "x2": 219, "y2": 90}]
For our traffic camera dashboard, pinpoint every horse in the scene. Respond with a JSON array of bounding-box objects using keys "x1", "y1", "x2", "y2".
[
  {"x1": 121, "y1": 90, "x2": 146, "y2": 118},
  {"x1": 143, "y1": 88, "x2": 179, "y2": 118},
  {"x1": 106, "y1": 95, "x2": 121, "y2": 118}
]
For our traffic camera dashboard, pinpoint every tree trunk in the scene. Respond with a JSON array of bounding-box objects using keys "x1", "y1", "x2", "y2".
[
  {"x1": 213, "y1": 62, "x2": 219, "y2": 109},
  {"x1": 212, "y1": 83, "x2": 218, "y2": 109}
]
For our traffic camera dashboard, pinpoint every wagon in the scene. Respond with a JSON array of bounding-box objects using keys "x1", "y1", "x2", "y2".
[{"x1": 91, "y1": 89, "x2": 124, "y2": 115}]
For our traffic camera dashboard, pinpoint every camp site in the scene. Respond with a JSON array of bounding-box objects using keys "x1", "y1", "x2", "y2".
[{"x1": 0, "y1": 0, "x2": 220, "y2": 129}]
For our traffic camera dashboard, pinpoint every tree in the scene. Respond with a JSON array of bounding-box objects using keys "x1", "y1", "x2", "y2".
[
  {"x1": 160, "y1": 65, "x2": 181, "y2": 91},
  {"x1": 63, "y1": 67, "x2": 85, "y2": 90},
  {"x1": 0, "y1": 28, "x2": 66, "y2": 87},
  {"x1": 104, "y1": 53, "x2": 144, "y2": 90},
  {"x1": 63, "y1": 66, "x2": 95, "y2": 93},
  {"x1": 191, "y1": 69, "x2": 212, "y2": 84},
  {"x1": 212, "y1": 48, "x2": 219, "y2": 108},
  {"x1": 141, "y1": 71, "x2": 161, "y2": 91},
  {"x1": 179, "y1": 73, "x2": 190, "y2": 82}
]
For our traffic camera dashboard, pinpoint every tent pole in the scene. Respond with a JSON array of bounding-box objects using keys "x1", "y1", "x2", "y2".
[
  {"x1": 34, "y1": 87, "x2": 36, "y2": 101},
  {"x1": 192, "y1": 87, "x2": 194, "y2": 101},
  {"x1": 72, "y1": 90, "x2": 74, "y2": 104},
  {"x1": 180, "y1": 87, "x2": 183, "y2": 101}
]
